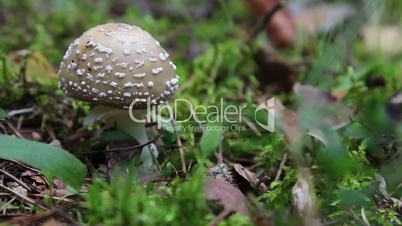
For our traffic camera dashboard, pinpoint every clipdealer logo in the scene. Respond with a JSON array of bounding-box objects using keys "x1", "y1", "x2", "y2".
[
  {"x1": 128, "y1": 97, "x2": 276, "y2": 132},
  {"x1": 255, "y1": 97, "x2": 275, "y2": 132}
]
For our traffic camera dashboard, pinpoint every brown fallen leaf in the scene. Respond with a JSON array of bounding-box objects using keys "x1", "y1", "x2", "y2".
[
  {"x1": 7, "y1": 182, "x2": 28, "y2": 197},
  {"x1": 233, "y1": 163, "x2": 267, "y2": 193},
  {"x1": 50, "y1": 179, "x2": 69, "y2": 197},
  {"x1": 205, "y1": 178, "x2": 249, "y2": 216},
  {"x1": 266, "y1": 9, "x2": 297, "y2": 47},
  {"x1": 21, "y1": 170, "x2": 47, "y2": 185},
  {"x1": 244, "y1": 0, "x2": 297, "y2": 47}
]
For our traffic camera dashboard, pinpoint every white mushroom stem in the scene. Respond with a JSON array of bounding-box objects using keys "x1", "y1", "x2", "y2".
[
  {"x1": 84, "y1": 105, "x2": 158, "y2": 174},
  {"x1": 113, "y1": 111, "x2": 158, "y2": 171}
]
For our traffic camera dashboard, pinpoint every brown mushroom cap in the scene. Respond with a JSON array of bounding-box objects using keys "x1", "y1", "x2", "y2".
[{"x1": 58, "y1": 23, "x2": 179, "y2": 109}]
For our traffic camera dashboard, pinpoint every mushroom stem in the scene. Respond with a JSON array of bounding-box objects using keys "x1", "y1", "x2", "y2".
[
  {"x1": 113, "y1": 110, "x2": 159, "y2": 171},
  {"x1": 84, "y1": 105, "x2": 159, "y2": 179}
]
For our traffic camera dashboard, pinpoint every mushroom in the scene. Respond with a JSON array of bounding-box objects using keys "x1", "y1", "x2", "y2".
[{"x1": 58, "y1": 23, "x2": 179, "y2": 178}]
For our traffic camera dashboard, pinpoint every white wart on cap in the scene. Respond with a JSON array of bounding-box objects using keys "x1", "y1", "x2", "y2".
[{"x1": 58, "y1": 23, "x2": 179, "y2": 109}]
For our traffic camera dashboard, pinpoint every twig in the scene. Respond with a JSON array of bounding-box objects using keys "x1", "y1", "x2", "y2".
[
  {"x1": 7, "y1": 106, "x2": 34, "y2": 118},
  {"x1": 217, "y1": 138, "x2": 224, "y2": 165},
  {"x1": 248, "y1": 3, "x2": 283, "y2": 43},
  {"x1": 0, "y1": 159, "x2": 42, "y2": 175},
  {"x1": 171, "y1": 116, "x2": 187, "y2": 174},
  {"x1": 243, "y1": 117, "x2": 261, "y2": 136},
  {"x1": 31, "y1": 194, "x2": 77, "y2": 204},
  {"x1": 5, "y1": 121, "x2": 24, "y2": 138},
  {"x1": 0, "y1": 122, "x2": 8, "y2": 133},
  {"x1": 361, "y1": 207, "x2": 370, "y2": 226},
  {"x1": 82, "y1": 134, "x2": 160, "y2": 154},
  {"x1": 348, "y1": 208, "x2": 368, "y2": 226},
  {"x1": 5, "y1": 204, "x2": 79, "y2": 226},
  {"x1": 1, "y1": 197, "x2": 16, "y2": 213},
  {"x1": 16, "y1": 115, "x2": 24, "y2": 130},
  {"x1": 0, "y1": 183, "x2": 48, "y2": 211},
  {"x1": 0, "y1": 168, "x2": 32, "y2": 192},
  {"x1": 274, "y1": 153, "x2": 288, "y2": 181}
]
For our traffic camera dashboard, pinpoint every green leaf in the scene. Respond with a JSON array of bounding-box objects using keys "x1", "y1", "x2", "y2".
[
  {"x1": 0, "y1": 108, "x2": 6, "y2": 119},
  {"x1": 200, "y1": 124, "x2": 223, "y2": 158},
  {"x1": 0, "y1": 135, "x2": 87, "y2": 190}
]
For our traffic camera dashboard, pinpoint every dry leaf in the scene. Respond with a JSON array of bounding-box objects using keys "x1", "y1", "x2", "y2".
[
  {"x1": 7, "y1": 182, "x2": 28, "y2": 197},
  {"x1": 233, "y1": 163, "x2": 267, "y2": 193},
  {"x1": 51, "y1": 179, "x2": 69, "y2": 197},
  {"x1": 22, "y1": 170, "x2": 47, "y2": 185},
  {"x1": 205, "y1": 178, "x2": 249, "y2": 215},
  {"x1": 233, "y1": 164, "x2": 259, "y2": 185},
  {"x1": 244, "y1": 0, "x2": 297, "y2": 47}
]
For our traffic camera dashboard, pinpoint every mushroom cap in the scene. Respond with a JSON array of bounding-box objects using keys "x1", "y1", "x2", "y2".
[{"x1": 58, "y1": 23, "x2": 179, "y2": 109}]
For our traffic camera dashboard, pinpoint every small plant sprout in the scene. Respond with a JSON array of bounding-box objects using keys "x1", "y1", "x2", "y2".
[{"x1": 58, "y1": 23, "x2": 179, "y2": 179}]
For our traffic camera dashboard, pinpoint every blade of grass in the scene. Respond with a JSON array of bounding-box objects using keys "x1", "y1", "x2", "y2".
[{"x1": 0, "y1": 135, "x2": 87, "y2": 190}]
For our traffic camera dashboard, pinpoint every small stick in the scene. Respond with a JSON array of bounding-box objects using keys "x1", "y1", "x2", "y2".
[
  {"x1": 360, "y1": 207, "x2": 370, "y2": 226},
  {"x1": 171, "y1": 116, "x2": 187, "y2": 174},
  {"x1": 348, "y1": 208, "x2": 368, "y2": 226},
  {"x1": 7, "y1": 107, "x2": 34, "y2": 118},
  {"x1": 243, "y1": 117, "x2": 262, "y2": 136},
  {"x1": 5, "y1": 121, "x2": 24, "y2": 138},
  {"x1": 217, "y1": 138, "x2": 224, "y2": 165},
  {"x1": 1, "y1": 197, "x2": 15, "y2": 213},
  {"x1": 31, "y1": 194, "x2": 77, "y2": 204},
  {"x1": 82, "y1": 134, "x2": 161, "y2": 154},
  {"x1": 274, "y1": 153, "x2": 288, "y2": 181},
  {"x1": 0, "y1": 159, "x2": 42, "y2": 174},
  {"x1": 0, "y1": 183, "x2": 48, "y2": 211},
  {"x1": 0, "y1": 168, "x2": 32, "y2": 192},
  {"x1": 0, "y1": 122, "x2": 8, "y2": 133},
  {"x1": 16, "y1": 115, "x2": 24, "y2": 130}
]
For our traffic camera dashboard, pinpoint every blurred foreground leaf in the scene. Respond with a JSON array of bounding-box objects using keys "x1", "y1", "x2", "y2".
[
  {"x1": 0, "y1": 135, "x2": 86, "y2": 190},
  {"x1": 200, "y1": 124, "x2": 223, "y2": 158},
  {"x1": 0, "y1": 108, "x2": 6, "y2": 119}
]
